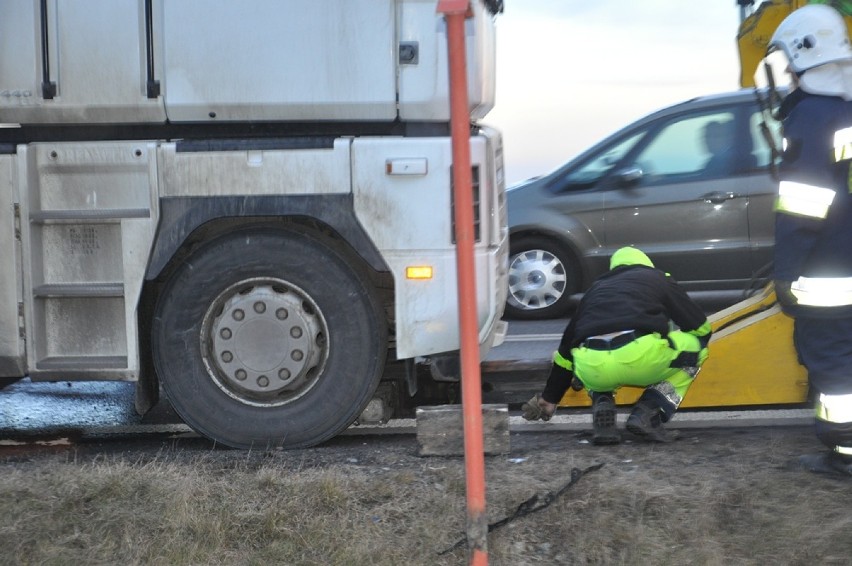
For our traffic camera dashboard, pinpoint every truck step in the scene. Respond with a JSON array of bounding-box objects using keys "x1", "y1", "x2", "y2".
[
  {"x1": 30, "y1": 209, "x2": 150, "y2": 222},
  {"x1": 33, "y1": 283, "x2": 124, "y2": 298},
  {"x1": 36, "y1": 356, "x2": 128, "y2": 371}
]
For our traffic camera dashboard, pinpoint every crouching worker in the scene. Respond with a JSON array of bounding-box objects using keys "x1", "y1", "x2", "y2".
[{"x1": 522, "y1": 247, "x2": 711, "y2": 444}]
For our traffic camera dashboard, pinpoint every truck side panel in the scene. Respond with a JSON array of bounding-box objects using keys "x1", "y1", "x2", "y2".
[
  {"x1": 148, "y1": 138, "x2": 389, "y2": 276},
  {"x1": 397, "y1": 0, "x2": 496, "y2": 120},
  {"x1": 158, "y1": 139, "x2": 352, "y2": 198},
  {"x1": 0, "y1": 152, "x2": 25, "y2": 377},
  {"x1": 0, "y1": 0, "x2": 167, "y2": 124},
  {"x1": 160, "y1": 0, "x2": 398, "y2": 122},
  {"x1": 1, "y1": 0, "x2": 496, "y2": 126},
  {"x1": 351, "y1": 131, "x2": 507, "y2": 357}
]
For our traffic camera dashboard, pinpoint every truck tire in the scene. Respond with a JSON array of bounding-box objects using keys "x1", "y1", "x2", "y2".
[{"x1": 152, "y1": 227, "x2": 387, "y2": 449}]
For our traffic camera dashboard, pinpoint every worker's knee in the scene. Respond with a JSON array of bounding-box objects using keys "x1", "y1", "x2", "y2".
[
  {"x1": 667, "y1": 330, "x2": 708, "y2": 366},
  {"x1": 667, "y1": 330, "x2": 700, "y2": 353}
]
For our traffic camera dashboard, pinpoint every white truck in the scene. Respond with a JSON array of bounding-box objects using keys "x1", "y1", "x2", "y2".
[{"x1": 0, "y1": 0, "x2": 508, "y2": 448}]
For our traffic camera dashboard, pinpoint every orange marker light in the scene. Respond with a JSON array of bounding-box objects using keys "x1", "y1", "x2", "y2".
[{"x1": 405, "y1": 266, "x2": 433, "y2": 280}]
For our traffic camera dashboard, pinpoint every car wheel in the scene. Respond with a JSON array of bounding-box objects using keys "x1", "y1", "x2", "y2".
[
  {"x1": 505, "y1": 236, "x2": 579, "y2": 320},
  {"x1": 152, "y1": 227, "x2": 387, "y2": 449}
]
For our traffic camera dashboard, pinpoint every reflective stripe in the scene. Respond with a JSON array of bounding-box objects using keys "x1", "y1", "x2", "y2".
[
  {"x1": 791, "y1": 276, "x2": 852, "y2": 306},
  {"x1": 838, "y1": 446, "x2": 852, "y2": 456},
  {"x1": 834, "y1": 126, "x2": 852, "y2": 161},
  {"x1": 816, "y1": 393, "x2": 852, "y2": 423},
  {"x1": 651, "y1": 380, "x2": 682, "y2": 409},
  {"x1": 553, "y1": 350, "x2": 573, "y2": 372},
  {"x1": 775, "y1": 181, "x2": 836, "y2": 219}
]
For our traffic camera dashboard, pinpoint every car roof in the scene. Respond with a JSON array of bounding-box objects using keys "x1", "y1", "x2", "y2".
[
  {"x1": 651, "y1": 88, "x2": 761, "y2": 113},
  {"x1": 605, "y1": 88, "x2": 762, "y2": 134},
  {"x1": 521, "y1": 88, "x2": 768, "y2": 186}
]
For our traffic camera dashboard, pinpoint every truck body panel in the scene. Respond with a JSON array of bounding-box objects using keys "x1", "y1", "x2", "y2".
[
  {"x1": 1, "y1": 0, "x2": 495, "y2": 124},
  {"x1": 352, "y1": 131, "x2": 507, "y2": 357},
  {"x1": 0, "y1": 153, "x2": 25, "y2": 376}
]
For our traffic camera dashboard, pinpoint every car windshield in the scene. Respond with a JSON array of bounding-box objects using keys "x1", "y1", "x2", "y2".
[{"x1": 557, "y1": 132, "x2": 644, "y2": 189}]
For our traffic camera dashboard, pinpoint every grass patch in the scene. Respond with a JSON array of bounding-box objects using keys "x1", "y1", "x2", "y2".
[{"x1": 2, "y1": 427, "x2": 851, "y2": 565}]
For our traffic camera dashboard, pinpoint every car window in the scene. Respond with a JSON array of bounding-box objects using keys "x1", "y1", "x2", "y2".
[
  {"x1": 749, "y1": 108, "x2": 782, "y2": 167},
  {"x1": 629, "y1": 110, "x2": 739, "y2": 183},
  {"x1": 557, "y1": 132, "x2": 644, "y2": 189}
]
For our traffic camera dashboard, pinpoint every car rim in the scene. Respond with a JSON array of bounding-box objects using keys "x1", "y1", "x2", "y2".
[
  {"x1": 200, "y1": 277, "x2": 328, "y2": 407},
  {"x1": 507, "y1": 248, "x2": 568, "y2": 310}
]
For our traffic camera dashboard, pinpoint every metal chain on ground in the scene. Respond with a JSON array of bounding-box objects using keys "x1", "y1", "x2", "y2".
[{"x1": 437, "y1": 462, "x2": 605, "y2": 555}]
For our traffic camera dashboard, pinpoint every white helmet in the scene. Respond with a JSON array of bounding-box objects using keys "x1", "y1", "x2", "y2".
[
  {"x1": 769, "y1": 4, "x2": 852, "y2": 97},
  {"x1": 770, "y1": 4, "x2": 852, "y2": 72}
]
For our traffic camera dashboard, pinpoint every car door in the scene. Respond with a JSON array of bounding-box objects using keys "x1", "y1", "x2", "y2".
[
  {"x1": 601, "y1": 104, "x2": 755, "y2": 290},
  {"x1": 529, "y1": 131, "x2": 647, "y2": 274},
  {"x1": 744, "y1": 106, "x2": 782, "y2": 278}
]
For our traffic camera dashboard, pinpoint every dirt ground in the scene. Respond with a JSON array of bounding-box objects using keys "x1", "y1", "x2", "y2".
[{"x1": 2, "y1": 419, "x2": 851, "y2": 565}]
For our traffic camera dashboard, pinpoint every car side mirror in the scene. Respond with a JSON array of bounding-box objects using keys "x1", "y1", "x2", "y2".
[{"x1": 614, "y1": 166, "x2": 643, "y2": 187}]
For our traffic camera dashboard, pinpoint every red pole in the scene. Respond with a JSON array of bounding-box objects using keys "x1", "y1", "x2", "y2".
[{"x1": 437, "y1": 1, "x2": 487, "y2": 564}]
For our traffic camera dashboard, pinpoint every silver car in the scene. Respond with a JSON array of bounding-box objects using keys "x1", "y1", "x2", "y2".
[{"x1": 506, "y1": 89, "x2": 780, "y2": 320}]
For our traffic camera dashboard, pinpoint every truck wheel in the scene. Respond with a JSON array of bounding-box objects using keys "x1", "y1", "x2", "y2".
[{"x1": 152, "y1": 227, "x2": 387, "y2": 449}]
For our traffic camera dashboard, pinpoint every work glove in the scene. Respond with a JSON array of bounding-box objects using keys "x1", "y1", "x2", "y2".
[
  {"x1": 522, "y1": 394, "x2": 553, "y2": 422},
  {"x1": 774, "y1": 280, "x2": 798, "y2": 309}
]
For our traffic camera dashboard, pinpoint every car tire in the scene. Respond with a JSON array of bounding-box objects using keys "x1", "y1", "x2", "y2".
[
  {"x1": 505, "y1": 235, "x2": 579, "y2": 320},
  {"x1": 152, "y1": 227, "x2": 387, "y2": 449}
]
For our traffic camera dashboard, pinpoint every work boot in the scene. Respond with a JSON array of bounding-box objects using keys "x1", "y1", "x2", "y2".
[
  {"x1": 795, "y1": 451, "x2": 852, "y2": 477},
  {"x1": 591, "y1": 392, "x2": 620, "y2": 445},
  {"x1": 626, "y1": 397, "x2": 677, "y2": 443}
]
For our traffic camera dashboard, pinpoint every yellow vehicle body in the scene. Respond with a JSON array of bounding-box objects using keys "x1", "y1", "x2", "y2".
[
  {"x1": 558, "y1": 285, "x2": 809, "y2": 408},
  {"x1": 739, "y1": 0, "x2": 852, "y2": 87}
]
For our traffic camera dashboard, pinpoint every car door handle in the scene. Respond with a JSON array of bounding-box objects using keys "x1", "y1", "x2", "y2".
[{"x1": 702, "y1": 191, "x2": 738, "y2": 204}]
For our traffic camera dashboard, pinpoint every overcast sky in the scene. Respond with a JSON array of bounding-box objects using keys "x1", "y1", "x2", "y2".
[{"x1": 486, "y1": 1, "x2": 744, "y2": 185}]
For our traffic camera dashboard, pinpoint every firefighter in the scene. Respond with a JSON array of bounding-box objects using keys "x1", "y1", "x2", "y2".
[
  {"x1": 521, "y1": 247, "x2": 712, "y2": 444},
  {"x1": 762, "y1": 4, "x2": 852, "y2": 476}
]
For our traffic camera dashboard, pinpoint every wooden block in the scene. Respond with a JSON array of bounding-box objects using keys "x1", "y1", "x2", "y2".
[{"x1": 416, "y1": 404, "x2": 509, "y2": 456}]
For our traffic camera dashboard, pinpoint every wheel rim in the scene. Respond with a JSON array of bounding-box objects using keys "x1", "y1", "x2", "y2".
[
  {"x1": 200, "y1": 277, "x2": 328, "y2": 407},
  {"x1": 507, "y1": 248, "x2": 568, "y2": 311}
]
